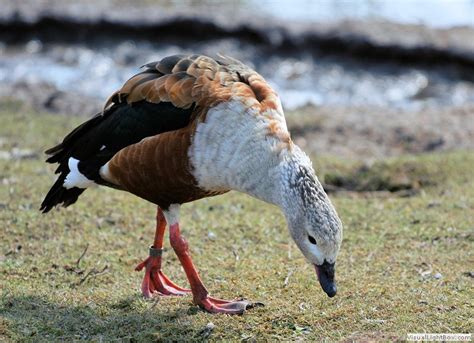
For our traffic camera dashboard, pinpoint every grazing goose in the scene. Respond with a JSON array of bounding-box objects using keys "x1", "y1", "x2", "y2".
[{"x1": 41, "y1": 54, "x2": 343, "y2": 314}]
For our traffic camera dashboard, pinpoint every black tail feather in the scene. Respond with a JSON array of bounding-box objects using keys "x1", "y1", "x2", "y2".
[
  {"x1": 41, "y1": 113, "x2": 104, "y2": 213},
  {"x1": 40, "y1": 173, "x2": 85, "y2": 213}
]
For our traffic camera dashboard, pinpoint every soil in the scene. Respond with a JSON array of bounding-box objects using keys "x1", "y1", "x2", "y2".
[{"x1": 287, "y1": 105, "x2": 474, "y2": 159}]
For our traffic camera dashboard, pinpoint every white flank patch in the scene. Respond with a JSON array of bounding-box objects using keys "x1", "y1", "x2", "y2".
[
  {"x1": 100, "y1": 145, "x2": 106, "y2": 151},
  {"x1": 99, "y1": 162, "x2": 120, "y2": 186},
  {"x1": 63, "y1": 157, "x2": 95, "y2": 189},
  {"x1": 99, "y1": 162, "x2": 111, "y2": 181},
  {"x1": 189, "y1": 100, "x2": 289, "y2": 205},
  {"x1": 163, "y1": 204, "x2": 180, "y2": 225}
]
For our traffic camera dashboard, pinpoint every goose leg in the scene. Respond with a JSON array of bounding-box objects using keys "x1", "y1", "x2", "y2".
[
  {"x1": 135, "y1": 207, "x2": 190, "y2": 298},
  {"x1": 169, "y1": 222, "x2": 251, "y2": 314}
]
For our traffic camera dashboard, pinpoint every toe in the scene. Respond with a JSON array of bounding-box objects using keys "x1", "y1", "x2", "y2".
[
  {"x1": 199, "y1": 298, "x2": 255, "y2": 315},
  {"x1": 141, "y1": 274, "x2": 153, "y2": 298},
  {"x1": 217, "y1": 300, "x2": 250, "y2": 313}
]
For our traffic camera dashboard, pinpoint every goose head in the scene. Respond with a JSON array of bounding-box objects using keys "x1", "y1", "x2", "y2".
[{"x1": 278, "y1": 146, "x2": 343, "y2": 297}]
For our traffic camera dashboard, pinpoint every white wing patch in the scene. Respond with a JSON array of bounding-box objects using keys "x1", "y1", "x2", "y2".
[{"x1": 63, "y1": 158, "x2": 96, "y2": 189}]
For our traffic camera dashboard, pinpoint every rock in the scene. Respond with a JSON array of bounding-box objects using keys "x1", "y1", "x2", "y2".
[
  {"x1": 207, "y1": 231, "x2": 216, "y2": 240},
  {"x1": 199, "y1": 322, "x2": 215, "y2": 338}
]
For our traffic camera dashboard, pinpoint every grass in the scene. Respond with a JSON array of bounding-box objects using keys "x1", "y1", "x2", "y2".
[{"x1": 1, "y1": 102, "x2": 473, "y2": 341}]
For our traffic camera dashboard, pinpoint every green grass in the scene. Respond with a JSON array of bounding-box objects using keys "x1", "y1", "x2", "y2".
[{"x1": 1, "y1": 103, "x2": 473, "y2": 341}]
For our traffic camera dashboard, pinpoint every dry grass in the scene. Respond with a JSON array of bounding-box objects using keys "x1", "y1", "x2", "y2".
[{"x1": 1, "y1": 103, "x2": 473, "y2": 341}]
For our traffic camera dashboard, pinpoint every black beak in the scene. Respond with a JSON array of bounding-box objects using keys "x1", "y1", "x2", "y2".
[{"x1": 314, "y1": 261, "x2": 337, "y2": 297}]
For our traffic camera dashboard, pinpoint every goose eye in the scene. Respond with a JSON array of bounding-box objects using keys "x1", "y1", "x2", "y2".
[{"x1": 308, "y1": 234, "x2": 317, "y2": 245}]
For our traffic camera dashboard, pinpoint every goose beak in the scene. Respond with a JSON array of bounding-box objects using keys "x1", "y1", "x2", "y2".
[{"x1": 314, "y1": 261, "x2": 337, "y2": 297}]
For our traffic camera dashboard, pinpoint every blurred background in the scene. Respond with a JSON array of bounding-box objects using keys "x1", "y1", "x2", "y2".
[{"x1": 0, "y1": 0, "x2": 473, "y2": 158}]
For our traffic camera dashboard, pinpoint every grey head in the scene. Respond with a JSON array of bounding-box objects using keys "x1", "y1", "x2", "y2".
[{"x1": 278, "y1": 147, "x2": 343, "y2": 297}]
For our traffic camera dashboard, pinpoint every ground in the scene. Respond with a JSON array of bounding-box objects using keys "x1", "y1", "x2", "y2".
[{"x1": 0, "y1": 103, "x2": 473, "y2": 341}]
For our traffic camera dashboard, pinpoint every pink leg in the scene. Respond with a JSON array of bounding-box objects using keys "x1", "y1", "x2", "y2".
[
  {"x1": 169, "y1": 222, "x2": 251, "y2": 314},
  {"x1": 135, "y1": 207, "x2": 190, "y2": 298}
]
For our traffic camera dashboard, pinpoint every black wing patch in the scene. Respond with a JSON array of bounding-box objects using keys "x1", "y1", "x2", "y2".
[{"x1": 41, "y1": 100, "x2": 194, "y2": 212}]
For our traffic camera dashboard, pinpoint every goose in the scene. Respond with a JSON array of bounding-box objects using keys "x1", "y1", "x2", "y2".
[{"x1": 40, "y1": 54, "x2": 343, "y2": 314}]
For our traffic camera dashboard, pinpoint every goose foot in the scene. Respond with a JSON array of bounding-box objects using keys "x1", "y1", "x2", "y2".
[
  {"x1": 168, "y1": 221, "x2": 263, "y2": 315},
  {"x1": 135, "y1": 254, "x2": 190, "y2": 298}
]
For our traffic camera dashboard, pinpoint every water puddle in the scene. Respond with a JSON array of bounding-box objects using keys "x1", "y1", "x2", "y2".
[
  {"x1": 250, "y1": 0, "x2": 474, "y2": 28},
  {"x1": 1, "y1": 40, "x2": 473, "y2": 112},
  {"x1": 1, "y1": 0, "x2": 473, "y2": 112}
]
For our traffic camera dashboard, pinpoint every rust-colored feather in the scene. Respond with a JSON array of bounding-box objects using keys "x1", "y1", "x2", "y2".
[
  {"x1": 107, "y1": 54, "x2": 280, "y2": 114},
  {"x1": 107, "y1": 124, "x2": 225, "y2": 209}
]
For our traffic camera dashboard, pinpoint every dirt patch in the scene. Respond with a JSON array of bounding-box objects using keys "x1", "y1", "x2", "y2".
[
  {"x1": 288, "y1": 104, "x2": 474, "y2": 159},
  {"x1": 0, "y1": 82, "x2": 101, "y2": 116},
  {"x1": 322, "y1": 160, "x2": 433, "y2": 195}
]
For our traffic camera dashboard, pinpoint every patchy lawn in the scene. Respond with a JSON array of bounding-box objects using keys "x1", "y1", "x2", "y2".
[{"x1": 1, "y1": 104, "x2": 473, "y2": 341}]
